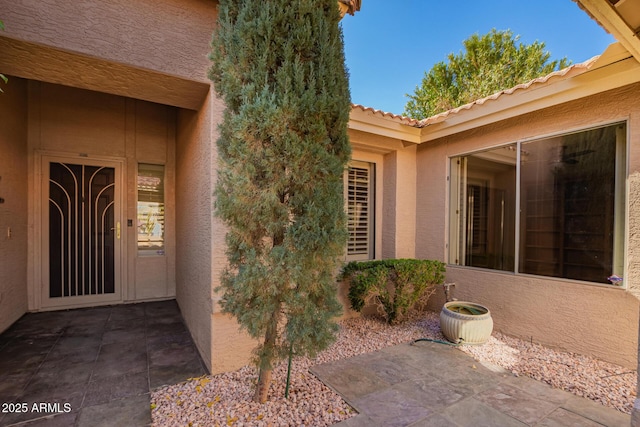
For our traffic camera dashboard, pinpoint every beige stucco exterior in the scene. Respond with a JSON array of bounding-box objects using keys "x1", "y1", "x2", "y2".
[
  {"x1": 0, "y1": 0, "x2": 220, "y2": 372},
  {"x1": 347, "y1": 52, "x2": 640, "y2": 425},
  {"x1": 206, "y1": 127, "x2": 422, "y2": 374},
  {"x1": 175, "y1": 90, "x2": 227, "y2": 371},
  {"x1": 416, "y1": 81, "x2": 640, "y2": 368},
  {"x1": 27, "y1": 81, "x2": 179, "y2": 307},
  {"x1": 345, "y1": 50, "x2": 640, "y2": 377},
  {"x1": 0, "y1": 0, "x2": 213, "y2": 109},
  {"x1": 4, "y1": 4, "x2": 640, "y2": 422},
  {"x1": 0, "y1": 77, "x2": 29, "y2": 332}
]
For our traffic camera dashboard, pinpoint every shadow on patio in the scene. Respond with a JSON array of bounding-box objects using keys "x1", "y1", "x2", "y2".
[{"x1": 0, "y1": 300, "x2": 206, "y2": 427}]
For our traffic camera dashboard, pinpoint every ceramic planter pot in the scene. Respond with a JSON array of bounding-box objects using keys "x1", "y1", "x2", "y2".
[{"x1": 440, "y1": 301, "x2": 493, "y2": 345}]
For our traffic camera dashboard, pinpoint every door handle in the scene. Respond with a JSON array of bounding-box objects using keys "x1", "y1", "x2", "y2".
[{"x1": 111, "y1": 222, "x2": 121, "y2": 239}]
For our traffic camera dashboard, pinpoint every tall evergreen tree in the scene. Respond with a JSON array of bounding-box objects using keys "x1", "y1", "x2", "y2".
[
  {"x1": 404, "y1": 29, "x2": 570, "y2": 119},
  {"x1": 209, "y1": 0, "x2": 351, "y2": 403}
]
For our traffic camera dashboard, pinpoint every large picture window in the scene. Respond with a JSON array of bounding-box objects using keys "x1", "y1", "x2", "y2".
[{"x1": 449, "y1": 123, "x2": 626, "y2": 285}]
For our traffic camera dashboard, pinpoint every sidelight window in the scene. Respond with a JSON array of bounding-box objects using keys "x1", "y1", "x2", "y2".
[{"x1": 137, "y1": 164, "x2": 165, "y2": 255}]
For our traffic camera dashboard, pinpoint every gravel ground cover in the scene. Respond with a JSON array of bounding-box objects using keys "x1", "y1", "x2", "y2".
[{"x1": 151, "y1": 312, "x2": 636, "y2": 426}]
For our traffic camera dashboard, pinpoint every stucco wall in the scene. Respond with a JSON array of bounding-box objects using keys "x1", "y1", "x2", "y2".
[
  {"x1": 349, "y1": 129, "x2": 418, "y2": 260},
  {"x1": 0, "y1": 77, "x2": 29, "y2": 333},
  {"x1": 382, "y1": 151, "x2": 397, "y2": 259},
  {"x1": 210, "y1": 125, "x2": 252, "y2": 374},
  {"x1": 129, "y1": 101, "x2": 177, "y2": 301},
  {"x1": 418, "y1": 83, "x2": 640, "y2": 368},
  {"x1": 210, "y1": 313, "x2": 257, "y2": 374},
  {"x1": 176, "y1": 89, "x2": 227, "y2": 371},
  {"x1": 204, "y1": 129, "x2": 419, "y2": 373},
  {"x1": 0, "y1": 0, "x2": 215, "y2": 109},
  {"x1": 0, "y1": 0, "x2": 215, "y2": 83},
  {"x1": 383, "y1": 145, "x2": 417, "y2": 259},
  {"x1": 26, "y1": 81, "x2": 177, "y2": 309}
]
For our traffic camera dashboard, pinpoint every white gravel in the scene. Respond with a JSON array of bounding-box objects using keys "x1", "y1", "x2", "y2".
[{"x1": 151, "y1": 312, "x2": 636, "y2": 426}]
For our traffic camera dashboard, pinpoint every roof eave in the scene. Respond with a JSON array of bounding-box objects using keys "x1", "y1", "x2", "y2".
[
  {"x1": 418, "y1": 48, "x2": 640, "y2": 143},
  {"x1": 349, "y1": 106, "x2": 422, "y2": 143},
  {"x1": 574, "y1": 0, "x2": 640, "y2": 64}
]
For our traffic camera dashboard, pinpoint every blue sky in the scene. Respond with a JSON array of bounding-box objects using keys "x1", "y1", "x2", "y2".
[{"x1": 340, "y1": 1, "x2": 615, "y2": 116}]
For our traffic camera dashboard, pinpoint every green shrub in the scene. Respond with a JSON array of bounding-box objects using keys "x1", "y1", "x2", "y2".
[{"x1": 341, "y1": 259, "x2": 446, "y2": 324}]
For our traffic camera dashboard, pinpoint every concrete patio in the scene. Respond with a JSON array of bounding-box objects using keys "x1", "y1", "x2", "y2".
[
  {"x1": 312, "y1": 340, "x2": 631, "y2": 427},
  {"x1": 0, "y1": 300, "x2": 206, "y2": 427}
]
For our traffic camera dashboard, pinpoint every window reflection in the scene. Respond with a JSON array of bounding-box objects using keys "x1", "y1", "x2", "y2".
[
  {"x1": 519, "y1": 125, "x2": 623, "y2": 283},
  {"x1": 137, "y1": 164, "x2": 165, "y2": 255},
  {"x1": 449, "y1": 123, "x2": 626, "y2": 285}
]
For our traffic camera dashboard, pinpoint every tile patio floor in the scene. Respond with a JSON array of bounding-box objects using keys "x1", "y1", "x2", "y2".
[
  {"x1": 1, "y1": 303, "x2": 633, "y2": 427},
  {"x1": 0, "y1": 300, "x2": 206, "y2": 427},
  {"x1": 312, "y1": 340, "x2": 631, "y2": 427}
]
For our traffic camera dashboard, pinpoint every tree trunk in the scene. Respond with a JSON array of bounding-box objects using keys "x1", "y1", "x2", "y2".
[
  {"x1": 254, "y1": 308, "x2": 280, "y2": 403},
  {"x1": 254, "y1": 366, "x2": 273, "y2": 403}
]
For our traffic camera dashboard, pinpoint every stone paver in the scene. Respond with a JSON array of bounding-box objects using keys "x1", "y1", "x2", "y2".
[
  {"x1": 0, "y1": 300, "x2": 206, "y2": 427},
  {"x1": 3, "y1": 306, "x2": 632, "y2": 427},
  {"x1": 312, "y1": 340, "x2": 631, "y2": 427}
]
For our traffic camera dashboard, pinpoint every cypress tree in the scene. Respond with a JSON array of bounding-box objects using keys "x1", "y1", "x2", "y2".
[{"x1": 209, "y1": 0, "x2": 351, "y2": 403}]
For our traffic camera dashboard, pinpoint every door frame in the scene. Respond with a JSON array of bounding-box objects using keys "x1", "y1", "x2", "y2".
[{"x1": 36, "y1": 152, "x2": 126, "y2": 310}]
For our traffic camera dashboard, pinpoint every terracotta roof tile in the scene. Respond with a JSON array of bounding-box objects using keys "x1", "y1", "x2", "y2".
[
  {"x1": 350, "y1": 56, "x2": 599, "y2": 129},
  {"x1": 350, "y1": 103, "x2": 419, "y2": 126}
]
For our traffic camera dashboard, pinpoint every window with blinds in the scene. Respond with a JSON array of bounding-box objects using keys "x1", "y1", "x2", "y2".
[{"x1": 346, "y1": 161, "x2": 374, "y2": 260}]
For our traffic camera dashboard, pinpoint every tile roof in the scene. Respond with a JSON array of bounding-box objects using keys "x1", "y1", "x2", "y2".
[
  {"x1": 351, "y1": 56, "x2": 599, "y2": 128},
  {"x1": 350, "y1": 103, "x2": 419, "y2": 126},
  {"x1": 418, "y1": 56, "x2": 600, "y2": 127}
]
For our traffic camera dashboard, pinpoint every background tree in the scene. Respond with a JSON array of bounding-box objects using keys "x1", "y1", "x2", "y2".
[
  {"x1": 404, "y1": 29, "x2": 570, "y2": 119},
  {"x1": 209, "y1": 0, "x2": 351, "y2": 403}
]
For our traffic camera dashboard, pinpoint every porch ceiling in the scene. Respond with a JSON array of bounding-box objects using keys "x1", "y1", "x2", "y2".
[{"x1": 0, "y1": 36, "x2": 210, "y2": 110}]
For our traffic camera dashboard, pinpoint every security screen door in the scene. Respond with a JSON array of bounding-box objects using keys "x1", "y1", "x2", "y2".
[{"x1": 43, "y1": 156, "x2": 122, "y2": 307}]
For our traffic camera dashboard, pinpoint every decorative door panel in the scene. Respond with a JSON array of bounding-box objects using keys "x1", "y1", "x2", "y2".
[{"x1": 43, "y1": 157, "x2": 122, "y2": 307}]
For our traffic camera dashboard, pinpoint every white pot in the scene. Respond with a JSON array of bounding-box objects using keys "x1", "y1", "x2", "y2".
[{"x1": 440, "y1": 301, "x2": 493, "y2": 345}]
